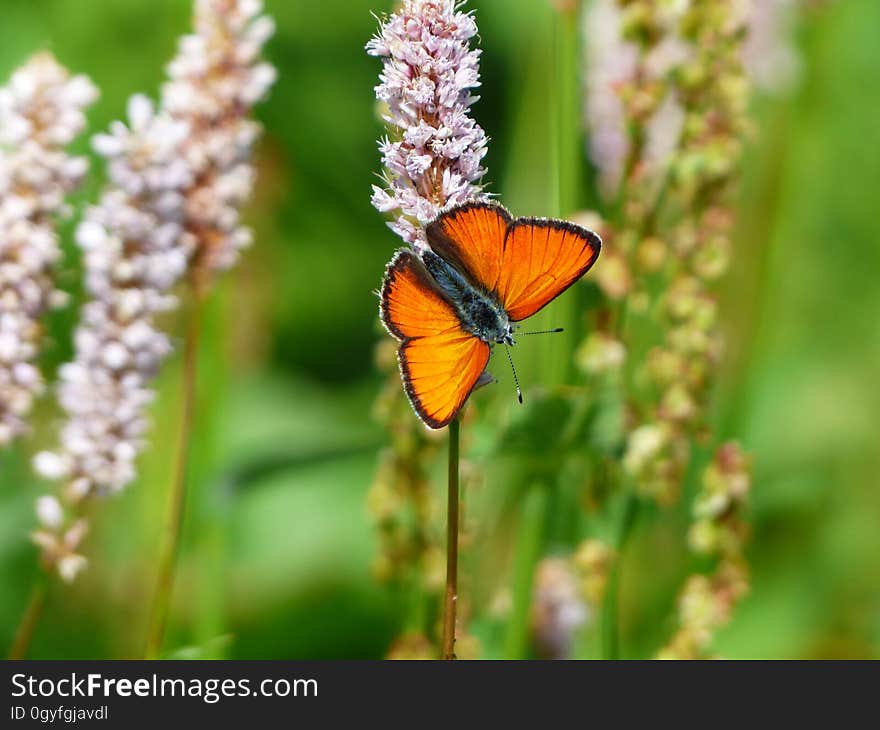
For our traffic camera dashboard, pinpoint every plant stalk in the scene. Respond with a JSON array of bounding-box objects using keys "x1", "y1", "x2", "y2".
[
  {"x1": 543, "y1": 4, "x2": 583, "y2": 382},
  {"x1": 144, "y1": 296, "x2": 202, "y2": 659},
  {"x1": 7, "y1": 579, "x2": 47, "y2": 660},
  {"x1": 504, "y1": 483, "x2": 549, "y2": 659},
  {"x1": 601, "y1": 490, "x2": 638, "y2": 660},
  {"x1": 442, "y1": 417, "x2": 461, "y2": 660}
]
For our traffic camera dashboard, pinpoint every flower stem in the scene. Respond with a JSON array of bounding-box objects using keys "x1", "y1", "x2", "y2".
[
  {"x1": 553, "y1": 3, "x2": 581, "y2": 219},
  {"x1": 144, "y1": 295, "x2": 202, "y2": 659},
  {"x1": 442, "y1": 416, "x2": 461, "y2": 660},
  {"x1": 544, "y1": 4, "x2": 583, "y2": 381},
  {"x1": 601, "y1": 489, "x2": 638, "y2": 660},
  {"x1": 7, "y1": 578, "x2": 47, "y2": 660}
]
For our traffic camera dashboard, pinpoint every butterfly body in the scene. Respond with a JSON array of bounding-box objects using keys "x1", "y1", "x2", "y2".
[
  {"x1": 380, "y1": 201, "x2": 601, "y2": 429},
  {"x1": 421, "y1": 249, "x2": 514, "y2": 345}
]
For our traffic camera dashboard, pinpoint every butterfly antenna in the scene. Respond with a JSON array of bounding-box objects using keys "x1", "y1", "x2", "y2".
[
  {"x1": 503, "y1": 344, "x2": 523, "y2": 404},
  {"x1": 516, "y1": 327, "x2": 564, "y2": 336}
]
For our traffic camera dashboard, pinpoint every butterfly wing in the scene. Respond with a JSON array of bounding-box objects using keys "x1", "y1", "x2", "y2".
[
  {"x1": 426, "y1": 203, "x2": 601, "y2": 323},
  {"x1": 495, "y1": 218, "x2": 601, "y2": 322},
  {"x1": 380, "y1": 249, "x2": 490, "y2": 429},
  {"x1": 425, "y1": 201, "x2": 512, "y2": 291}
]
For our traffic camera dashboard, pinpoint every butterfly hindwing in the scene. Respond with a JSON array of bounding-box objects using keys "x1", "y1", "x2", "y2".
[
  {"x1": 399, "y1": 331, "x2": 490, "y2": 429},
  {"x1": 496, "y1": 218, "x2": 601, "y2": 322},
  {"x1": 380, "y1": 249, "x2": 490, "y2": 429}
]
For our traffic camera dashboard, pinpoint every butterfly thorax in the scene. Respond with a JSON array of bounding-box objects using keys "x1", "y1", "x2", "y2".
[{"x1": 421, "y1": 248, "x2": 514, "y2": 346}]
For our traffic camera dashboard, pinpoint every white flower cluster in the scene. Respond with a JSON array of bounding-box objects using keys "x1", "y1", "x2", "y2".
[
  {"x1": 367, "y1": 0, "x2": 489, "y2": 246},
  {"x1": 582, "y1": 0, "x2": 687, "y2": 200},
  {"x1": 33, "y1": 0, "x2": 275, "y2": 567},
  {"x1": 584, "y1": 0, "x2": 803, "y2": 195},
  {"x1": 34, "y1": 95, "x2": 193, "y2": 500},
  {"x1": 31, "y1": 494, "x2": 88, "y2": 583},
  {"x1": 581, "y1": 0, "x2": 638, "y2": 199},
  {"x1": 162, "y1": 0, "x2": 277, "y2": 273},
  {"x1": 0, "y1": 53, "x2": 97, "y2": 445},
  {"x1": 743, "y1": 0, "x2": 802, "y2": 95},
  {"x1": 531, "y1": 557, "x2": 590, "y2": 660}
]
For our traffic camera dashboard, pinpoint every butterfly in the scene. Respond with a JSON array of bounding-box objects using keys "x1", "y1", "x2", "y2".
[{"x1": 379, "y1": 201, "x2": 601, "y2": 429}]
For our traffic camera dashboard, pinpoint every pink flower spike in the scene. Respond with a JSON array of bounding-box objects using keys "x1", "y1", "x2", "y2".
[{"x1": 368, "y1": 0, "x2": 489, "y2": 247}]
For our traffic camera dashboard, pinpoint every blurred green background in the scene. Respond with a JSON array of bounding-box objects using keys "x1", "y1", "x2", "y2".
[{"x1": 0, "y1": 0, "x2": 878, "y2": 659}]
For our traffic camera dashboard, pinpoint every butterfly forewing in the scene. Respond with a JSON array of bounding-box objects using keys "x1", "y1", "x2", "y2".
[
  {"x1": 425, "y1": 201, "x2": 511, "y2": 291},
  {"x1": 380, "y1": 250, "x2": 491, "y2": 429},
  {"x1": 425, "y1": 203, "x2": 601, "y2": 322},
  {"x1": 496, "y1": 218, "x2": 601, "y2": 322}
]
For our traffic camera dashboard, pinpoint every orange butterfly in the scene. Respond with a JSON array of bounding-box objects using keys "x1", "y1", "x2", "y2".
[{"x1": 379, "y1": 201, "x2": 601, "y2": 428}]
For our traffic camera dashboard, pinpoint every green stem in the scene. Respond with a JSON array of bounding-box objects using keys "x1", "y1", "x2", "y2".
[
  {"x1": 499, "y1": 5, "x2": 581, "y2": 661},
  {"x1": 601, "y1": 489, "x2": 638, "y2": 660},
  {"x1": 544, "y1": 5, "x2": 583, "y2": 382},
  {"x1": 144, "y1": 298, "x2": 202, "y2": 659},
  {"x1": 504, "y1": 483, "x2": 549, "y2": 659},
  {"x1": 442, "y1": 417, "x2": 460, "y2": 660},
  {"x1": 553, "y1": 5, "x2": 582, "y2": 219},
  {"x1": 7, "y1": 578, "x2": 47, "y2": 660}
]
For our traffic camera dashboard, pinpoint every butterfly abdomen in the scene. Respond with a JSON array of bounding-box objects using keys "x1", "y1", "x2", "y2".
[{"x1": 421, "y1": 248, "x2": 511, "y2": 345}]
